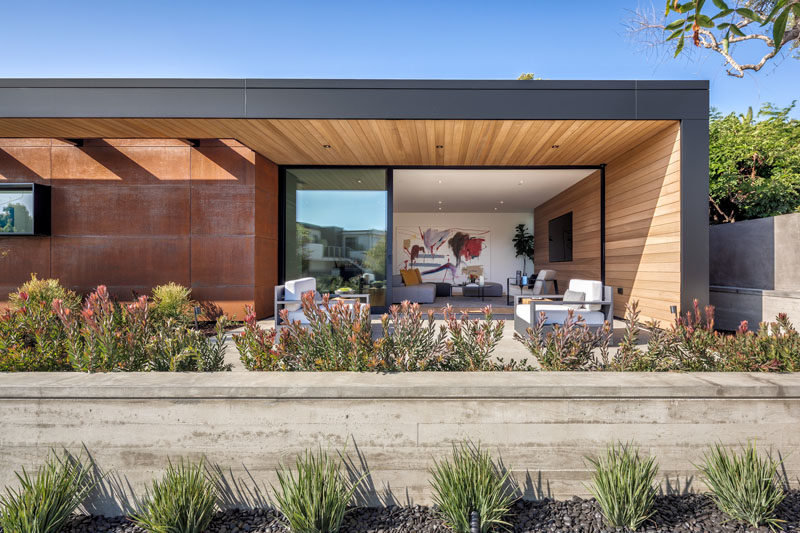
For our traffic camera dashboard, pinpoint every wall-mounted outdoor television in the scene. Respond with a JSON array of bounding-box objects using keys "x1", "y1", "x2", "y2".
[
  {"x1": 0, "y1": 183, "x2": 50, "y2": 235},
  {"x1": 548, "y1": 211, "x2": 572, "y2": 262}
]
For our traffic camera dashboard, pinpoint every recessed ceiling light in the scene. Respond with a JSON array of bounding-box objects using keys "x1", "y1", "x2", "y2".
[
  {"x1": 518, "y1": 180, "x2": 524, "y2": 185},
  {"x1": 322, "y1": 144, "x2": 331, "y2": 149},
  {"x1": 551, "y1": 144, "x2": 560, "y2": 149},
  {"x1": 494, "y1": 207, "x2": 498, "y2": 211},
  {"x1": 437, "y1": 179, "x2": 443, "y2": 184},
  {"x1": 499, "y1": 200, "x2": 504, "y2": 204},
  {"x1": 437, "y1": 200, "x2": 443, "y2": 204},
  {"x1": 357, "y1": 179, "x2": 362, "y2": 183},
  {"x1": 436, "y1": 145, "x2": 444, "y2": 149},
  {"x1": 438, "y1": 207, "x2": 442, "y2": 211}
]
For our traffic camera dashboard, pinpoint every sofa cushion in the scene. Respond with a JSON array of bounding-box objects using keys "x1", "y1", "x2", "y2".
[
  {"x1": 400, "y1": 269, "x2": 419, "y2": 286},
  {"x1": 516, "y1": 304, "x2": 606, "y2": 326},
  {"x1": 392, "y1": 274, "x2": 404, "y2": 287},
  {"x1": 568, "y1": 279, "x2": 603, "y2": 311}
]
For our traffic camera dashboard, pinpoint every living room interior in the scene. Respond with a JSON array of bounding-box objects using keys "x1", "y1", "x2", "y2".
[{"x1": 391, "y1": 168, "x2": 597, "y2": 315}]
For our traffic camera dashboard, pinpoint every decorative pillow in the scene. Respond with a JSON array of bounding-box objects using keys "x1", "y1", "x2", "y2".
[
  {"x1": 400, "y1": 269, "x2": 419, "y2": 286},
  {"x1": 412, "y1": 268, "x2": 423, "y2": 284},
  {"x1": 562, "y1": 289, "x2": 585, "y2": 310}
]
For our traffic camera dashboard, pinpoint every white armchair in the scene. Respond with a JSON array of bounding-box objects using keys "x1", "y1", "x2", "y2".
[
  {"x1": 514, "y1": 279, "x2": 613, "y2": 334},
  {"x1": 274, "y1": 277, "x2": 319, "y2": 327}
]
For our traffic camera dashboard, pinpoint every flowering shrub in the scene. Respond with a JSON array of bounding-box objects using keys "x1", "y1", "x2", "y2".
[
  {"x1": 513, "y1": 309, "x2": 612, "y2": 371},
  {"x1": 516, "y1": 299, "x2": 800, "y2": 372},
  {"x1": 1, "y1": 283, "x2": 231, "y2": 372},
  {"x1": 236, "y1": 295, "x2": 525, "y2": 371}
]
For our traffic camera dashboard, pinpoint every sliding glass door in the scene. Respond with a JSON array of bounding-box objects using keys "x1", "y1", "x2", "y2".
[{"x1": 283, "y1": 168, "x2": 390, "y2": 312}]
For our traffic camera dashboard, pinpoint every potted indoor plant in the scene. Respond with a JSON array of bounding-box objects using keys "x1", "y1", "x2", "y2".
[{"x1": 512, "y1": 223, "x2": 534, "y2": 276}]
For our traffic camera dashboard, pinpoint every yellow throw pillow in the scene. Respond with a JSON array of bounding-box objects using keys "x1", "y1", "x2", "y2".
[
  {"x1": 413, "y1": 268, "x2": 423, "y2": 284},
  {"x1": 400, "y1": 269, "x2": 419, "y2": 286}
]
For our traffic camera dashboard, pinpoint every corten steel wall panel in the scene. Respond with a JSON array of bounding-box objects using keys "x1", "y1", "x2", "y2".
[
  {"x1": 0, "y1": 146, "x2": 51, "y2": 181},
  {"x1": 50, "y1": 236, "x2": 191, "y2": 289},
  {"x1": 51, "y1": 144, "x2": 190, "y2": 183},
  {"x1": 190, "y1": 236, "x2": 255, "y2": 287},
  {"x1": 0, "y1": 137, "x2": 282, "y2": 319},
  {"x1": 190, "y1": 187, "x2": 255, "y2": 236},
  {"x1": 51, "y1": 186, "x2": 191, "y2": 236},
  {"x1": 605, "y1": 123, "x2": 682, "y2": 324},
  {"x1": 533, "y1": 171, "x2": 602, "y2": 293},
  {"x1": 0, "y1": 238, "x2": 51, "y2": 303}
]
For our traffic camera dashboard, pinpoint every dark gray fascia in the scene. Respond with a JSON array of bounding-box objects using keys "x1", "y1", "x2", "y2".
[{"x1": 0, "y1": 78, "x2": 709, "y2": 120}]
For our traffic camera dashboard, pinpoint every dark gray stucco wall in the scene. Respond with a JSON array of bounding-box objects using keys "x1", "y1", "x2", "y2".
[{"x1": 680, "y1": 118, "x2": 710, "y2": 310}]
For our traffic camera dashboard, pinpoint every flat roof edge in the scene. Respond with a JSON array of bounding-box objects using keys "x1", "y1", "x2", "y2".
[{"x1": 0, "y1": 78, "x2": 709, "y2": 90}]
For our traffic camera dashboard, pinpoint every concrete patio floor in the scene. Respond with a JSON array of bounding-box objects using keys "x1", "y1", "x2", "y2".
[{"x1": 223, "y1": 317, "x2": 648, "y2": 371}]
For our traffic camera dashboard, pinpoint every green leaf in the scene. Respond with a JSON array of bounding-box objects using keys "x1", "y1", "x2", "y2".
[
  {"x1": 675, "y1": 36, "x2": 686, "y2": 56},
  {"x1": 716, "y1": 22, "x2": 730, "y2": 29},
  {"x1": 729, "y1": 24, "x2": 746, "y2": 37},
  {"x1": 711, "y1": 8, "x2": 733, "y2": 20},
  {"x1": 696, "y1": 14, "x2": 715, "y2": 27},
  {"x1": 667, "y1": 28, "x2": 685, "y2": 40},
  {"x1": 665, "y1": 18, "x2": 686, "y2": 30},
  {"x1": 793, "y1": 4, "x2": 800, "y2": 18},
  {"x1": 763, "y1": 0, "x2": 788, "y2": 24},
  {"x1": 772, "y1": 8, "x2": 789, "y2": 48},
  {"x1": 735, "y1": 8, "x2": 761, "y2": 22},
  {"x1": 696, "y1": 0, "x2": 705, "y2": 13},
  {"x1": 711, "y1": 0, "x2": 728, "y2": 9},
  {"x1": 677, "y1": 2, "x2": 696, "y2": 14}
]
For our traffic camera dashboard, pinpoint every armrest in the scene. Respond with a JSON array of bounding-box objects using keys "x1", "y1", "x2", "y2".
[
  {"x1": 515, "y1": 294, "x2": 564, "y2": 304},
  {"x1": 530, "y1": 299, "x2": 612, "y2": 308}
]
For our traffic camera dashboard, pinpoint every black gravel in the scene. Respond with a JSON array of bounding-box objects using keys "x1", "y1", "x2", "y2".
[{"x1": 14, "y1": 491, "x2": 800, "y2": 533}]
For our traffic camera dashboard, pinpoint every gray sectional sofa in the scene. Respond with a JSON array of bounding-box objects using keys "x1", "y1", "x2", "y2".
[{"x1": 390, "y1": 274, "x2": 436, "y2": 304}]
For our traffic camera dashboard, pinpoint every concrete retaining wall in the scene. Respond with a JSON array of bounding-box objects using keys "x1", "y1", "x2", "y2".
[
  {"x1": 709, "y1": 213, "x2": 800, "y2": 329},
  {"x1": 2, "y1": 372, "x2": 800, "y2": 515}
]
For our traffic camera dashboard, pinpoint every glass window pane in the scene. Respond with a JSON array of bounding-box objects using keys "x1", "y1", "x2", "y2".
[
  {"x1": 284, "y1": 168, "x2": 387, "y2": 309},
  {"x1": 0, "y1": 186, "x2": 35, "y2": 234}
]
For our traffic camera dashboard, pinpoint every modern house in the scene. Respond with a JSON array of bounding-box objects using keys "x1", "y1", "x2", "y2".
[{"x1": 0, "y1": 79, "x2": 708, "y2": 324}]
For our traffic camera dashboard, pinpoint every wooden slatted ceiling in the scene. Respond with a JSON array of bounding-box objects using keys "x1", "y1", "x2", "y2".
[{"x1": 0, "y1": 118, "x2": 675, "y2": 166}]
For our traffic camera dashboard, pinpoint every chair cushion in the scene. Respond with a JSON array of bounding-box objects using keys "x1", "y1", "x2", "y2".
[
  {"x1": 562, "y1": 289, "x2": 585, "y2": 309},
  {"x1": 285, "y1": 277, "x2": 316, "y2": 301},
  {"x1": 515, "y1": 304, "x2": 606, "y2": 326},
  {"x1": 568, "y1": 279, "x2": 603, "y2": 311}
]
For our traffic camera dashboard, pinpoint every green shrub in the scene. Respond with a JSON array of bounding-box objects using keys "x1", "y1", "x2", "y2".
[
  {"x1": 273, "y1": 448, "x2": 363, "y2": 533},
  {"x1": 375, "y1": 301, "x2": 447, "y2": 371},
  {"x1": 9, "y1": 274, "x2": 80, "y2": 311},
  {"x1": 585, "y1": 443, "x2": 658, "y2": 531},
  {"x1": 151, "y1": 282, "x2": 193, "y2": 324},
  {"x1": 133, "y1": 458, "x2": 218, "y2": 533},
  {"x1": 698, "y1": 442, "x2": 786, "y2": 530},
  {"x1": 513, "y1": 309, "x2": 612, "y2": 370},
  {"x1": 443, "y1": 305, "x2": 506, "y2": 371},
  {"x1": 0, "y1": 450, "x2": 96, "y2": 533},
  {"x1": 429, "y1": 442, "x2": 516, "y2": 533},
  {"x1": 235, "y1": 306, "x2": 280, "y2": 370},
  {"x1": 0, "y1": 300, "x2": 71, "y2": 372}
]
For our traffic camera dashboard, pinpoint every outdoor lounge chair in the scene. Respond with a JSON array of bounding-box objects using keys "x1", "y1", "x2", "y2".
[
  {"x1": 274, "y1": 277, "x2": 320, "y2": 328},
  {"x1": 514, "y1": 279, "x2": 613, "y2": 335}
]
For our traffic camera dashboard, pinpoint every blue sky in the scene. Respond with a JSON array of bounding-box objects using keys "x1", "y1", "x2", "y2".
[{"x1": 1, "y1": 0, "x2": 798, "y2": 116}]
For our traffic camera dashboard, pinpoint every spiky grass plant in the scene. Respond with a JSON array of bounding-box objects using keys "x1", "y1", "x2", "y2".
[
  {"x1": 0, "y1": 450, "x2": 96, "y2": 533},
  {"x1": 133, "y1": 458, "x2": 218, "y2": 533},
  {"x1": 698, "y1": 442, "x2": 785, "y2": 530},
  {"x1": 429, "y1": 442, "x2": 516, "y2": 533},
  {"x1": 272, "y1": 448, "x2": 363, "y2": 533},
  {"x1": 585, "y1": 442, "x2": 658, "y2": 531}
]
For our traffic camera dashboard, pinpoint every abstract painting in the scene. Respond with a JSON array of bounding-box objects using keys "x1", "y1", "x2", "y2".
[{"x1": 396, "y1": 226, "x2": 490, "y2": 283}]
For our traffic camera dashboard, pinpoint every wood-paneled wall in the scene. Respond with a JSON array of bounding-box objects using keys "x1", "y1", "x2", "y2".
[
  {"x1": 533, "y1": 122, "x2": 681, "y2": 324},
  {"x1": 606, "y1": 123, "x2": 681, "y2": 323},
  {"x1": 533, "y1": 171, "x2": 602, "y2": 293}
]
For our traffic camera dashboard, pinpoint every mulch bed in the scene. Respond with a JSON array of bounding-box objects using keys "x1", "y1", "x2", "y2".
[{"x1": 33, "y1": 490, "x2": 800, "y2": 532}]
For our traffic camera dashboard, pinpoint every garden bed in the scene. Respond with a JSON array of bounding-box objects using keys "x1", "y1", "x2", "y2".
[{"x1": 30, "y1": 491, "x2": 800, "y2": 533}]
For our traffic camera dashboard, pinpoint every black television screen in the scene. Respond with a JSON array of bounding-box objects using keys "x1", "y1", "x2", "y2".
[{"x1": 548, "y1": 212, "x2": 573, "y2": 262}]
